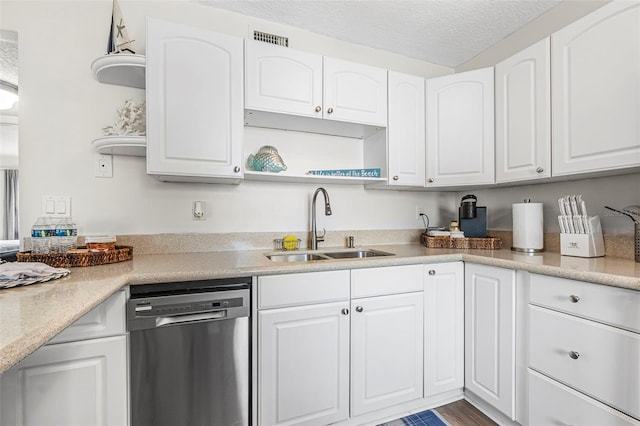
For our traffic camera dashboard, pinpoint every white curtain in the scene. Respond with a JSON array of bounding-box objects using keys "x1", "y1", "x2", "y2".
[{"x1": 3, "y1": 169, "x2": 19, "y2": 240}]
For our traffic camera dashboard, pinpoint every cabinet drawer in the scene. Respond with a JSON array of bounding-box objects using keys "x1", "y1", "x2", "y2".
[
  {"x1": 351, "y1": 264, "x2": 423, "y2": 298},
  {"x1": 529, "y1": 369, "x2": 640, "y2": 426},
  {"x1": 530, "y1": 273, "x2": 640, "y2": 333},
  {"x1": 258, "y1": 270, "x2": 350, "y2": 309},
  {"x1": 529, "y1": 305, "x2": 640, "y2": 419},
  {"x1": 48, "y1": 291, "x2": 126, "y2": 344}
]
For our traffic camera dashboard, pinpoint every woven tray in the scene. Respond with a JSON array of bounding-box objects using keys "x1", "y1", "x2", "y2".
[
  {"x1": 16, "y1": 246, "x2": 133, "y2": 268},
  {"x1": 421, "y1": 234, "x2": 503, "y2": 250}
]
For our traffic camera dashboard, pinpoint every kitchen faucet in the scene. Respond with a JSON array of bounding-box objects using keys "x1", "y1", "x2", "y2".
[{"x1": 310, "y1": 187, "x2": 332, "y2": 250}]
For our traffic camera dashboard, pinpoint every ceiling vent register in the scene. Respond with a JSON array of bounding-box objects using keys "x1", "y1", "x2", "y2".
[{"x1": 253, "y1": 30, "x2": 288, "y2": 47}]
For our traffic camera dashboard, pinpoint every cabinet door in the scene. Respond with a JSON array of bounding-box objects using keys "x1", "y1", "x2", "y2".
[
  {"x1": 146, "y1": 18, "x2": 244, "y2": 180},
  {"x1": 551, "y1": 0, "x2": 640, "y2": 176},
  {"x1": 424, "y1": 262, "x2": 464, "y2": 397},
  {"x1": 426, "y1": 67, "x2": 494, "y2": 187},
  {"x1": 324, "y1": 57, "x2": 388, "y2": 126},
  {"x1": 351, "y1": 292, "x2": 424, "y2": 416},
  {"x1": 259, "y1": 302, "x2": 350, "y2": 426},
  {"x1": 387, "y1": 71, "x2": 426, "y2": 187},
  {"x1": 465, "y1": 264, "x2": 516, "y2": 420},
  {"x1": 245, "y1": 40, "x2": 323, "y2": 118},
  {"x1": 495, "y1": 37, "x2": 551, "y2": 183},
  {"x1": 0, "y1": 336, "x2": 127, "y2": 426}
]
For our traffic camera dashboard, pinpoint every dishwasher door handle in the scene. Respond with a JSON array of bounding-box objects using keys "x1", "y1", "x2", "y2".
[{"x1": 155, "y1": 310, "x2": 227, "y2": 328}]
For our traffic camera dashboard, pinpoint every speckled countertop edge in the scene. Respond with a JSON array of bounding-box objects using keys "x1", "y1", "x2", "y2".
[{"x1": 1, "y1": 244, "x2": 639, "y2": 374}]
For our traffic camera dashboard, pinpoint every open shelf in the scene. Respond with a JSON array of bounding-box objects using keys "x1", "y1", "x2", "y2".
[
  {"x1": 244, "y1": 170, "x2": 386, "y2": 185},
  {"x1": 91, "y1": 54, "x2": 146, "y2": 89},
  {"x1": 93, "y1": 136, "x2": 146, "y2": 157}
]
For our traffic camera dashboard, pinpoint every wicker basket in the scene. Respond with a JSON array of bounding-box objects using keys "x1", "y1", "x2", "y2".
[
  {"x1": 421, "y1": 234, "x2": 503, "y2": 250},
  {"x1": 16, "y1": 246, "x2": 133, "y2": 268}
]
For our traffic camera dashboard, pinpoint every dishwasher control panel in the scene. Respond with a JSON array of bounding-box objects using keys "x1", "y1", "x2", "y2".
[
  {"x1": 127, "y1": 285, "x2": 250, "y2": 332},
  {"x1": 132, "y1": 297, "x2": 243, "y2": 317}
]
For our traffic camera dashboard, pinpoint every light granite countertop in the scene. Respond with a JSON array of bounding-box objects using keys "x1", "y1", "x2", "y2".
[{"x1": 1, "y1": 244, "x2": 639, "y2": 374}]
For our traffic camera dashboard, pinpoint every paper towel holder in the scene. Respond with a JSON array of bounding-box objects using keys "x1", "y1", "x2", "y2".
[{"x1": 511, "y1": 199, "x2": 545, "y2": 254}]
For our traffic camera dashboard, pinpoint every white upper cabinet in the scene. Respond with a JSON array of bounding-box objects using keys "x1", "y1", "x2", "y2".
[
  {"x1": 245, "y1": 42, "x2": 387, "y2": 130},
  {"x1": 146, "y1": 18, "x2": 244, "y2": 182},
  {"x1": 387, "y1": 71, "x2": 426, "y2": 187},
  {"x1": 495, "y1": 37, "x2": 551, "y2": 183},
  {"x1": 551, "y1": 0, "x2": 640, "y2": 176},
  {"x1": 245, "y1": 40, "x2": 323, "y2": 118},
  {"x1": 324, "y1": 57, "x2": 388, "y2": 127},
  {"x1": 426, "y1": 67, "x2": 495, "y2": 187}
]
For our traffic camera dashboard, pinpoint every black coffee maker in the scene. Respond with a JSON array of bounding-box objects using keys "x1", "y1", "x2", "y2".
[{"x1": 459, "y1": 195, "x2": 487, "y2": 238}]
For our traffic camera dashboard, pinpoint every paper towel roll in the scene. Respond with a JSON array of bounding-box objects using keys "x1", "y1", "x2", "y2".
[{"x1": 512, "y1": 202, "x2": 544, "y2": 252}]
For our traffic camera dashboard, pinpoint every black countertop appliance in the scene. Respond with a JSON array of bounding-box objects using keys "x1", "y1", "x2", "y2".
[{"x1": 459, "y1": 195, "x2": 487, "y2": 238}]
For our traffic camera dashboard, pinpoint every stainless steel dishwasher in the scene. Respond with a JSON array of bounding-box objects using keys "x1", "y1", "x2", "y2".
[{"x1": 127, "y1": 277, "x2": 251, "y2": 426}]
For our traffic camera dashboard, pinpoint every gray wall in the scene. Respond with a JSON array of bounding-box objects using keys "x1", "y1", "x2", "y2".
[{"x1": 457, "y1": 173, "x2": 640, "y2": 235}]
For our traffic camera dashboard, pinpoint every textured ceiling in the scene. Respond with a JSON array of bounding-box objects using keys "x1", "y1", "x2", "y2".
[{"x1": 198, "y1": 0, "x2": 562, "y2": 67}]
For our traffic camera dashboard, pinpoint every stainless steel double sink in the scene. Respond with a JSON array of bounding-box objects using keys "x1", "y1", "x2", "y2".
[{"x1": 267, "y1": 249, "x2": 394, "y2": 263}]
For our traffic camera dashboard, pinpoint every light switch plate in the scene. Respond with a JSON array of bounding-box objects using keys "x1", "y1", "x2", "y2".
[{"x1": 41, "y1": 196, "x2": 71, "y2": 217}]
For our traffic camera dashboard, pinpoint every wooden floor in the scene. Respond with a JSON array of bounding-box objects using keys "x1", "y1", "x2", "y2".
[{"x1": 434, "y1": 400, "x2": 498, "y2": 426}]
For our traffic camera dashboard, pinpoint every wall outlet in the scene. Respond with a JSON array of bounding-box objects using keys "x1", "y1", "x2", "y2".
[
  {"x1": 193, "y1": 201, "x2": 206, "y2": 220},
  {"x1": 95, "y1": 154, "x2": 113, "y2": 178},
  {"x1": 415, "y1": 205, "x2": 425, "y2": 219}
]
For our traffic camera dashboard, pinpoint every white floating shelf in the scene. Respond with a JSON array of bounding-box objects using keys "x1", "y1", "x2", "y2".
[
  {"x1": 91, "y1": 54, "x2": 146, "y2": 89},
  {"x1": 244, "y1": 170, "x2": 386, "y2": 185},
  {"x1": 93, "y1": 136, "x2": 146, "y2": 157}
]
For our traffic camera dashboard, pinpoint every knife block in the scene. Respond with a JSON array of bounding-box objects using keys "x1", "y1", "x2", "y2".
[{"x1": 560, "y1": 216, "x2": 605, "y2": 258}]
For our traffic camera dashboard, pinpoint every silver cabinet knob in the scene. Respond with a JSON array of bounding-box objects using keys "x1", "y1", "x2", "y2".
[
  {"x1": 536, "y1": 167, "x2": 544, "y2": 173},
  {"x1": 569, "y1": 351, "x2": 580, "y2": 360},
  {"x1": 428, "y1": 270, "x2": 436, "y2": 275},
  {"x1": 233, "y1": 166, "x2": 241, "y2": 173},
  {"x1": 392, "y1": 175, "x2": 399, "y2": 181},
  {"x1": 427, "y1": 178, "x2": 434, "y2": 183},
  {"x1": 315, "y1": 106, "x2": 322, "y2": 112},
  {"x1": 341, "y1": 308, "x2": 349, "y2": 315},
  {"x1": 327, "y1": 107, "x2": 334, "y2": 114},
  {"x1": 569, "y1": 295, "x2": 580, "y2": 303},
  {"x1": 355, "y1": 306, "x2": 364, "y2": 313}
]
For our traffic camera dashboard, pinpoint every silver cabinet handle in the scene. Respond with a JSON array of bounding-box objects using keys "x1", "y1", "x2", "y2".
[
  {"x1": 393, "y1": 175, "x2": 399, "y2": 181},
  {"x1": 536, "y1": 167, "x2": 544, "y2": 173},
  {"x1": 569, "y1": 295, "x2": 580, "y2": 303},
  {"x1": 427, "y1": 178, "x2": 434, "y2": 183},
  {"x1": 233, "y1": 166, "x2": 240, "y2": 173},
  {"x1": 428, "y1": 270, "x2": 436, "y2": 275},
  {"x1": 341, "y1": 308, "x2": 349, "y2": 315},
  {"x1": 327, "y1": 107, "x2": 334, "y2": 114},
  {"x1": 356, "y1": 306, "x2": 364, "y2": 313},
  {"x1": 315, "y1": 106, "x2": 322, "y2": 112},
  {"x1": 569, "y1": 351, "x2": 580, "y2": 360}
]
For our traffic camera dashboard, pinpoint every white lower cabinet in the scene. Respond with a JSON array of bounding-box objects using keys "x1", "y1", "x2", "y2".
[
  {"x1": 257, "y1": 265, "x2": 423, "y2": 425},
  {"x1": 464, "y1": 263, "x2": 517, "y2": 420},
  {"x1": 529, "y1": 369, "x2": 640, "y2": 426},
  {"x1": 424, "y1": 262, "x2": 464, "y2": 397},
  {"x1": 259, "y1": 301, "x2": 350, "y2": 426},
  {"x1": 350, "y1": 292, "x2": 424, "y2": 417},
  {"x1": 528, "y1": 273, "x2": 640, "y2": 424},
  {"x1": 0, "y1": 292, "x2": 128, "y2": 426}
]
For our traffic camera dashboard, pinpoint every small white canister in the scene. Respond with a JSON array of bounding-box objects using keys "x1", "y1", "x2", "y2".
[{"x1": 512, "y1": 199, "x2": 544, "y2": 253}]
